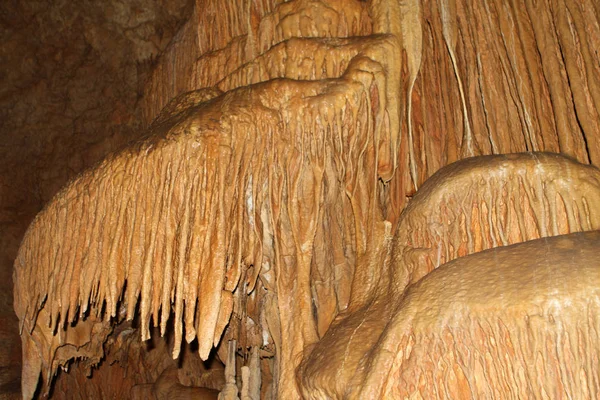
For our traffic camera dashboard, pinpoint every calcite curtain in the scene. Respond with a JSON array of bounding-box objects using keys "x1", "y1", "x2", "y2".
[{"x1": 9, "y1": 0, "x2": 600, "y2": 399}]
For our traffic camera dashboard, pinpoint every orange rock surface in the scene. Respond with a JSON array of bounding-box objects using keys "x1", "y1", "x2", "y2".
[{"x1": 7, "y1": 0, "x2": 600, "y2": 398}]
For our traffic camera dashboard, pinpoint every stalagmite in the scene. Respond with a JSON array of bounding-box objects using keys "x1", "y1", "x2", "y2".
[
  {"x1": 241, "y1": 347, "x2": 261, "y2": 400},
  {"x1": 297, "y1": 154, "x2": 600, "y2": 398},
  {"x1": 219, "y1": 340, "x2": 239, "y2": 400},
  {"x1": 154, "y1": 366, "x2": 219, "y2": 400},
  {"x1": 393, "y1": 152, "x2": 600, "y2": 292},
  {"x1": 361, "y1": 231, "x2": 600, "y2": 399},
  {"x1": 10, "y1": 0, "x2": 600, "y2": 398}
]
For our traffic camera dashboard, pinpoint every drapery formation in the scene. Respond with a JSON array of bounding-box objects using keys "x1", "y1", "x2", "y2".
[
  {"x1": 14, "y1": 17, "x2": 404, "y2": 395},
  {"x1": 12, "y1": 0, "x2": 600, "y2": 398}
]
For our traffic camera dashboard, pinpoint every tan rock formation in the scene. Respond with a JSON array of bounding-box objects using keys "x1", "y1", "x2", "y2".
[
  {"x1": 403, "y1": 231, "x2": 600, "y2": 398},
  {"x1": 349, "y1": 231, "x2": 600, "y2": 398},
  {"x1": 0, "y1": 1, "x2": 192, "y2": 397},
  {"x1": 297, "y1": 153, "x2": 600, "y2": 398},
  {"x1": 8, "y1": 0, "x2": 600, "y2": 399}
]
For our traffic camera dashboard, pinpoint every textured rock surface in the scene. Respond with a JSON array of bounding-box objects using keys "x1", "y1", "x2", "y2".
[
  {"x1": 0, "y1": 0, "x2": 191, "y2": 397},
  {"x1": 141, "y1": 0, "x2": 600, "y2": 226},
  {"x1": 48, "y1": 324, "x2": 225, "y2": 399},
  {"x1": 6, "y1": 0, "x2": 600, "y2": 399},
  {"x1": 368, "y1": 231, "x2": 600, "y2": 399},
  {"x1": 297, "y1": 155, "x2": 600, "y2": 398},
  {"x1": 394, "y1": 153, "x2": 600, "y2": 291}
]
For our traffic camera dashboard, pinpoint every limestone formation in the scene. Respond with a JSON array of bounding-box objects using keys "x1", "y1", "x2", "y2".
[
  {"x1": 8, "y1": 0, "x2": 600, "y2": 399},
  {"x1": 301, "y1": 231, "x2": 600, "y2": 398}
]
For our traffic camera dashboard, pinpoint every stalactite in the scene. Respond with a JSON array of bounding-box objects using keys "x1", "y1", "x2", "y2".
[
  {"x1": 394, "y1": 153, "x2": 600, "y2": 292},
  {"x1": 12, "y1": 0, "x2": 600, "y2": 398},
  {"x1": 13, "y1": 39, "x2": 397, "y2": 395}
]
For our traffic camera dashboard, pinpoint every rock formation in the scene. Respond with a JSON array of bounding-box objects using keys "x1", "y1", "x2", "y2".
[
  {"x1": 302, "y1": 231, "x2": 600, "y2": 398},
  {"x1": 6, "y1": 0, "x2": 600, "y2": 398},
  {"x1": 0, "y1": 1, "x2": 192, "y2": 397}
]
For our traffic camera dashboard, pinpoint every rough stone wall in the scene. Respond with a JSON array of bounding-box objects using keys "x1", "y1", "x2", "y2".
[{"x1": 0, "y1": 1, "x2": 191, "y2": 397}]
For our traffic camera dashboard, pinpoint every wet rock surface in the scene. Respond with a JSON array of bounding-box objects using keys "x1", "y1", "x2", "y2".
[{"x1": 5, "y1": 0, "x2": 600, "y2": 398}]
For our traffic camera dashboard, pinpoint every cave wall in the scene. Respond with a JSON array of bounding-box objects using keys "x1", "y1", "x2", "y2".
[
  {"x1": 0, "y1": 0, "x2": 192, "y2": 397},
  {"x1": 3, "y1": 0, "x2": 600, "y2": 398}
]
